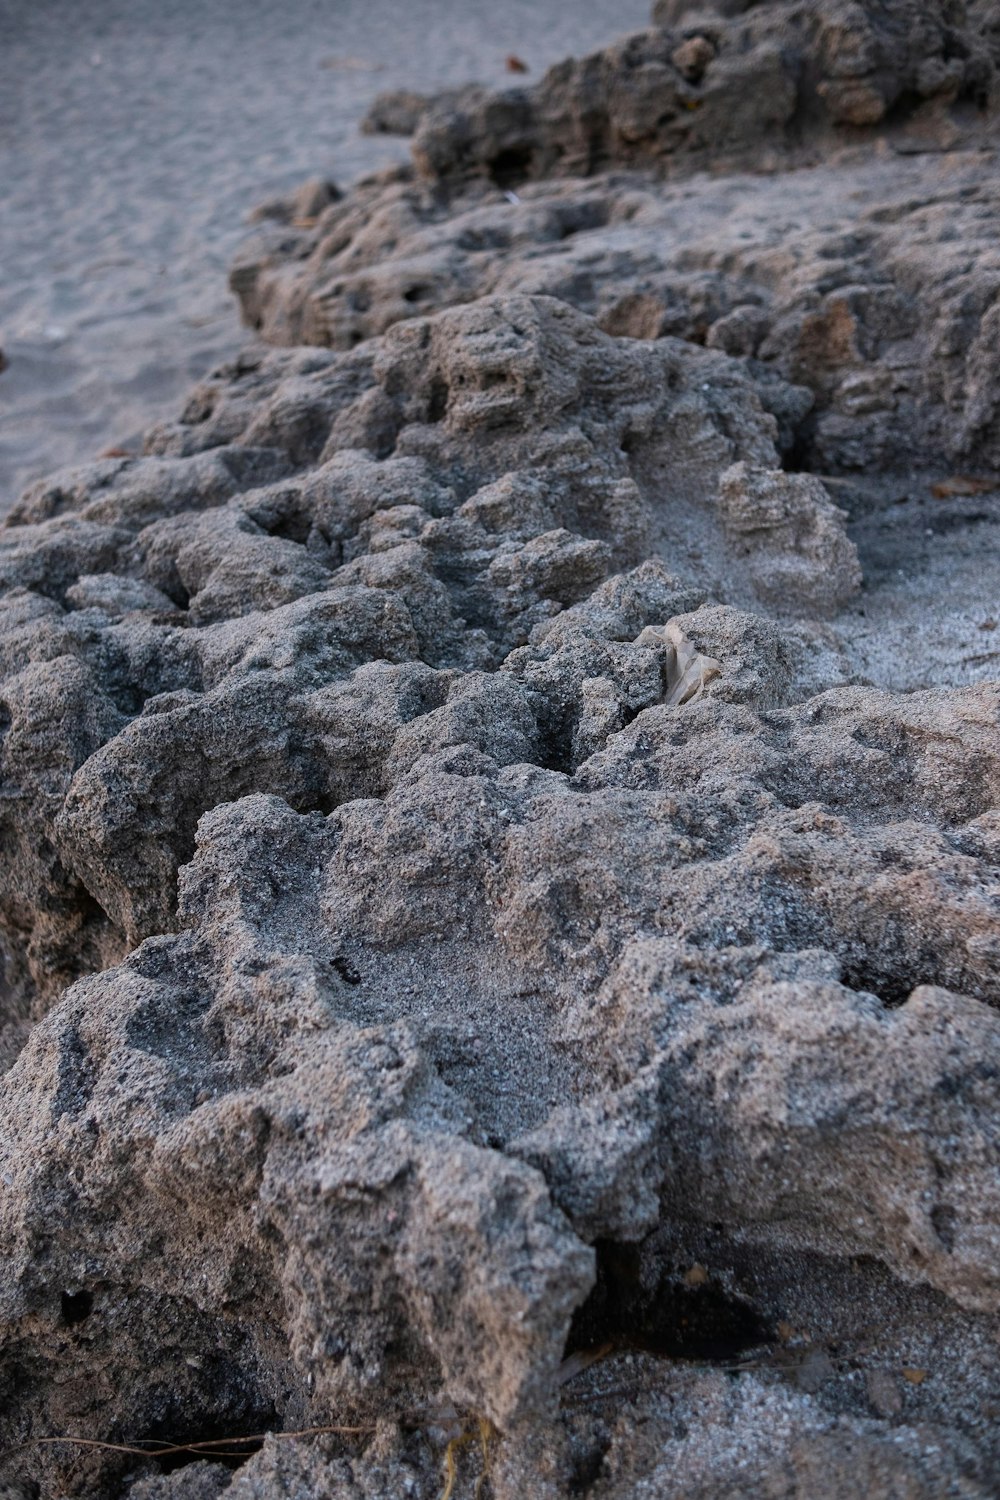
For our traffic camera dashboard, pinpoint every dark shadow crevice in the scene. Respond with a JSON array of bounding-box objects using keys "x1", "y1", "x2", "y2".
[{"x1": 565, "y1": 1238, "x2": 773, "y2": 1364}]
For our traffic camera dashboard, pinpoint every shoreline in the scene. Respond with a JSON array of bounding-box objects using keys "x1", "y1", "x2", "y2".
[{"x1": 0, "y1": 0, "x2": 650, "y2": 511}]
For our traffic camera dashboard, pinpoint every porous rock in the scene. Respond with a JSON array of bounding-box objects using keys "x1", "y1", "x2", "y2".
[
  {"x1": 2, "y1": 4, "x2": 1000, "y2": 1498},
  {"x1": 400, "y1": 0, "x2": 992, "y2": 184},
  {"x1": 1, "y1": 293, "x2": 829, "y2": 1015},
  {"x1": 233, "y1": 145, "x2": 1000, "y2": 476},
  {"x1": 232, "y1": 0, "x2": 1000, "y2": 476}
]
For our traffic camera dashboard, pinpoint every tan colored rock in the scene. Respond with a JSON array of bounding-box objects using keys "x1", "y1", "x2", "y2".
[
  {"x1": 717, "y1": 462, "x2": 862, "y2": 616},
  {"x1": 2, "y1": 6, "x2": 1000, "y2": 1498}
]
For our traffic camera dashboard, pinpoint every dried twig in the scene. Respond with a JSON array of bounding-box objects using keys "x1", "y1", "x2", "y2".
[
  {"x1": 438, "y1": 1416, "x2": 496, "y2": 1500},
  {"x1": 20, "y1": 1422, "x2": 375, "y2": 1462}
]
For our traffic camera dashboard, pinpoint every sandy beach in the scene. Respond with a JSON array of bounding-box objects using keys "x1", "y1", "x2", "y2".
[{"x1": 0, "y1": 0, "x2": 649, "y2": 511}]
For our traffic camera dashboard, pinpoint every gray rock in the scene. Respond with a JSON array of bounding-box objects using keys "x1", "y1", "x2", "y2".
[{"x1": 2, "y1": 6, "x2": 1000, "y2": 1498}]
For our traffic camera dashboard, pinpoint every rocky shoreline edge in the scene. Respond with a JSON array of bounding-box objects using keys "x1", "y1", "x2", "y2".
[{"x1": 2, "y1": 3, "x2": 1000, "y2": 1497}]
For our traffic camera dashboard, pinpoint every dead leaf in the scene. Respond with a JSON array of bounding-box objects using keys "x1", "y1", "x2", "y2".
[
  {"x1": 683, "y1": 1264, "x2": 708, "y2": 1287},
  {"x1": 776, "y1": 1320, "x2": 798, "y2": 1345},
  {"x1": 505, "y1": 55, "x2": 529, "y2": 73},
  {"x1": 99, "y1": 446, "x2": 132, "y2": 459},
  {"x1": 901, "y1": 1366, "x2": 927, "y2": 1384},
  {"x1": 930, "y1": 476, "x2": 996, "y2": 499}
]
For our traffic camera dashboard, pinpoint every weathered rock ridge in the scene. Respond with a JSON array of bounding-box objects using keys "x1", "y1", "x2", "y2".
[
  {"x1": 234, "y1": 0, "x2": 1000, "y2": 471},
  {"x1": 233, "y1": 149, "x2": 1000, "y2": 476},
  {"x1": 1, "y1": 3, "x2": 999, "y2": 1498}
]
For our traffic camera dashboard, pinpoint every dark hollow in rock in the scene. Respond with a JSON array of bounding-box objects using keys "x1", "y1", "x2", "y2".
[
  {"x1": 59, "y1": 1289, "x2": 93, "y2": 1326},
  {"x1": 565, "y1": 1238, "x2": 774, "y2": 1362}
]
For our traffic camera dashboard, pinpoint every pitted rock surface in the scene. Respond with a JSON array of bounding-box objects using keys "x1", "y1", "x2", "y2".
[
  {"x1": 233, "y1": 144, "x2": 1000, "y2": 476},
  {"x1": 2, "y1": 4, "x2": 1000, "y2": 1499},
  {"x1": 2, "y1": 295, "x2": 839, "y2": 1016},
  {"x1": 231, "y1": 0, "x2": 1000, "y2": 477}
]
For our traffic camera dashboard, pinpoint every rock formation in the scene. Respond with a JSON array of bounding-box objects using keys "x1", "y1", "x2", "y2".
[
  {"x1": 1, "y1": 3, "x2": 999, "y2": 1497},
  {"x1": 233, "y1": 125, "x2": 1000, "y2": 477}
]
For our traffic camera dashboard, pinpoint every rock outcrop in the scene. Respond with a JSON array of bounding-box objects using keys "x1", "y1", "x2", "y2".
[
  {"x1": 232, "y1": 0, "x2": 1000, "y2": 477},
  {"x1": 232, "y1": 140, "x2": 1000, "y2": 477},
  {"x1": 372, "y1": 0, "x2": 993, "y2": 179},
  {"x1": 1, "y1": 295, "x2": 843, "y2": 1020},
  {"x1": 2, "y1": 4, "x2": 1000, "y2": 1498}
]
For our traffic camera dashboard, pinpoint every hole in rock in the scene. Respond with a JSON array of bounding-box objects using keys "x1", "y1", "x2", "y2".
[
  {"x1": 565, "y1": 1239, "x2": 773, "y2": 1363},
  {"x1": 296, "y1": 791, "x2": 338, "y2": 818},
  {"x1": 931, "y1": 1202, "x2": 957, "y2": 1252},
  {"x1": 538, "y1": 703, "x2": 580, "y2": 775},
  {"x1": 40, "y1": 881, "x2": 118, "y2": 1000},
  {"x1": 555, "y1": 200, "x2": 611, "y2": 239},
  {"x1": 139, "y1": 1370, "x2": 281, "y2": 1476},
  {"x1": 260, "y1": 510, "x2": 312, "y2": 546},
  {"x1": 569, "y1": 1433, "x2": 612, "y2": 1495},
  {"x1": 776, "y1": 410, "x2": 821, "y2": 474},
  {"x1": 333, "y1": 954, "x2": 361, "y2": 986},
  {"x1": 180, "y1": 393, "x2": 216, "y2": 425},
  {"x1": 60, "y1": 1289, "x2": 93, "y2": 1325},
  {"x1": 427, "y1": 375, "x2": 450, "y2": 422},
  {"x1": 165, "y1": 579, "x2": 191, "y2": 611},
  {"x1": 106, "y1": 681, "x2": 153, "y2": 718},
  {"x1": 839, "y1": 958, "x2": 920, "y2": 1009},
  {"x1": 882, "y1": 88, "x2": 930, "y2": 128},
  {"x1": 488, "y1": 146, "x2": 534, "y2": 190},
  {"x1": 153, "y1": 1433, "x2": 262, "y2": 1476}
]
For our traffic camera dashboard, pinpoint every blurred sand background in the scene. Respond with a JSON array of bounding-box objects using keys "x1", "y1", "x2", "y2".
[{"x1": 0, "y1": 0, "x2": 649, "y2": 511}]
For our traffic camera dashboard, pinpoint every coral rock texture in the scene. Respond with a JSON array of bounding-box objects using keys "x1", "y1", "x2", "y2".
[{"x1": 2, "y1": 2, "x2": 1000, "y2": 1498}]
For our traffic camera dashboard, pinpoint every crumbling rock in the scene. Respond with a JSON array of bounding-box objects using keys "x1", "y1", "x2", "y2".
[
  {"x1": 356, "y1": 0, "x2": 993, "y2": 185},
  {"x1": 717, "y1": 462, "x2": 862, "y2": 615},
  {"x1": 4, "y1": 693, "x2": 1000, "y2": 1494},
  {"x1": 3, "y1": 293, "x2": 844, "y2": 1016},
  {"x1": 231, "y1": 0, "x2": 1000, "y2": 476},
  {"x1": 2, "y1": 4, "x2": 1000, "y2": 1498},
  {"x1": 233, "y1": 148, "x2": 1000, "y2": 474}
]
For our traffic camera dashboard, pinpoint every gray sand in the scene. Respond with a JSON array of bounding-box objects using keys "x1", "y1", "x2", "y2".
[{"x1": 0, "y1": 0, "x2": 649, "y2": 510}]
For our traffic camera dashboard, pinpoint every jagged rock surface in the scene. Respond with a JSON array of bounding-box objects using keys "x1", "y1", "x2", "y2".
[
  {"x1": 231, "y1": 0, "x2": 1000, "y2": 476},
  {"x1": 376, "y1": 0, "x2": 993, "y2": 180},
  {"x1": 2, "y1": 294, "x2": 854, "y2": 1022},
  {"x1": 233, "y1": 145, "x2": 1000, "y2": 476},
  {"x1": 2, "y1": 4, "x2": 1000, "y2": 1499}
]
